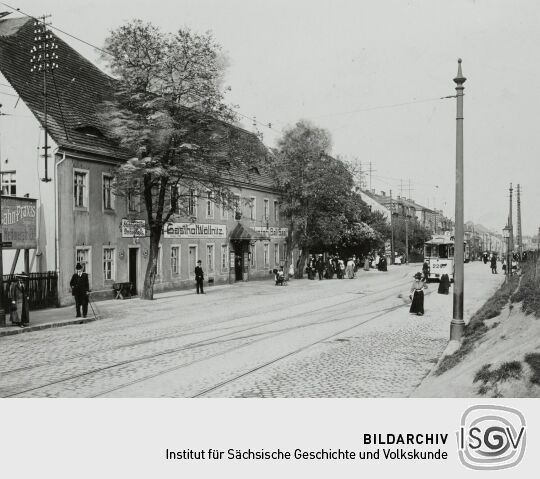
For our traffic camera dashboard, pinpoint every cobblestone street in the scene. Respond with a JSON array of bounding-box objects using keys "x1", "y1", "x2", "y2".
[{"x1": 0, "y1": 262, "x2": 503, "y2": 398}]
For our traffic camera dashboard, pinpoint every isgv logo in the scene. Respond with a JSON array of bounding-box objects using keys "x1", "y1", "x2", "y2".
[{"x1": 457, "y1": 405, "x2": 526, "y2": 470}]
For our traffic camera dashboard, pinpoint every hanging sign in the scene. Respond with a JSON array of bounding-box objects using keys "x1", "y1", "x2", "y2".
[
  {"x1": 252, "y1": 226, "x2": 288, "y2": 238},
  {"x1": 1, "y1": 196, "x2": 37, "y2": 249},
  {"x1": 121, "y1": 219, "x2": 146, "y2": 238}
]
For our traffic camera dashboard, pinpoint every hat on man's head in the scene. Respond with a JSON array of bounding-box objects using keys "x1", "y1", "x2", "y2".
[
  {"x1": 197, "y1": 260, "x2": 202, "y2": 264},
  {"x1": 75, "y1": 263, "x2": 83, "y2": 270},
  {"x1": 414, "y1": 272, "x2": 422, "y2": 279}
]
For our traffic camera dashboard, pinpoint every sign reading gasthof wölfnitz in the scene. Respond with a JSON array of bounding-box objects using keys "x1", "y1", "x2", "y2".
[
  {"x1": 164, "y1": 223, "x2": 227, "y2": 239},
  {"x1": 1, "y1": 196, "x2": 37, "y2": 249}
]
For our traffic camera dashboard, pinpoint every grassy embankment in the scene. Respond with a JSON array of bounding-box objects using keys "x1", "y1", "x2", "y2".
[{"x1": 435, "y1": 259, "x2": 540, "y2": 394}]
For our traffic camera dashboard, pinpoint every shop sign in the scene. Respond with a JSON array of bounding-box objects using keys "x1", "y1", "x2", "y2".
[
  {"x1": 164, "y1": 223, "x2": 227, "y2": 239},
  {"x1": 121, "y1": 219, "x2": 146, "y2": 238},
  {"x1": 1, "y1": 196, "x2": 37, "y2": 249},
  {"x1": 253, "y1": 226, "x2": 288, "y2": 238}
]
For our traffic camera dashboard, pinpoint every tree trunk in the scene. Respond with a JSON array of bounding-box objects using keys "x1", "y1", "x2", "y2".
[
  {"x1": 142, "y1": 228, "x2": 161, "y2": 300},
  {"x1": 284, "y1": 221, "x2": 295, "y2": 278},
  {"x1": 295, "y1": 247, "x2": 309, "y2": 279}
]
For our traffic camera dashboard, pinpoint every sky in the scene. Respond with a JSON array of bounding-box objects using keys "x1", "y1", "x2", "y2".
[{"x1": 2, "y1": 0, "x2": 540, "y2": 236}]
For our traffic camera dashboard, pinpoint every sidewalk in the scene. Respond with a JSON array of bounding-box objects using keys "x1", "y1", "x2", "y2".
[
  {"x1": 0, "y1": 301, "x2": 102, "y2": 337},
  {"x1": 0, "y1": 282, "x2": 234, "y2": 337}
]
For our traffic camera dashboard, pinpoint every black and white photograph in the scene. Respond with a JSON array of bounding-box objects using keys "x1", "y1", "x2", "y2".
[
  {"x1": 1, "y1": 3, "x2": 540, "y2": 476},
  {"x1": 0, "y1": 0, "x2": 539, "y2": 401}
]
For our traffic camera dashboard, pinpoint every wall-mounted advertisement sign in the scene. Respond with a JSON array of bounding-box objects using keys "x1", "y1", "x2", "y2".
[
  {"x1": 1, "y1": 196, "x2": 37, "y2": 249},
  {"x1": 164, "y1": 223, "x2": 227, "y2": 239},
  {"x1": 253, "y1": 226, "x2": 288, "y2": 238},
  {"x1": 121, "y1": 219, "x2": 146, "y2": 238}
]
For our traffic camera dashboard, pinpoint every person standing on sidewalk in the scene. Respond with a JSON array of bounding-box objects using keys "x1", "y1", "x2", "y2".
[
  {"x1": 490, "y1": 254, "x2": 498, "y2": 274},
  {"x1": 195, "y1": 259, "x2": 205, "y2": 294},
  {"x1": 70, "y1": 263, "x2": 90, "y2": 318},
  {"x1": 409, "y1": 272, "x2": 428, "y2": 316},
  {"x1": 9, "y1": 274, "x2": 30, "y2": 327}
]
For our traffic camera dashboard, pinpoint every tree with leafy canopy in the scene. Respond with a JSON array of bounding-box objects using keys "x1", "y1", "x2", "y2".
[
  {"x1": 271, "y1": 120, "x2": 378, "y2": 277},
  {"x1": 99, "y1": 20, "x2": 264, "y2": 299}
]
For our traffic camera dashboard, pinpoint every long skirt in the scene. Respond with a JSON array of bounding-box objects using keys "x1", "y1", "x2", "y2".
[
  {"x1": 363, "y1": 259, "x2": 370, "y2": 271},
  {"x1": 346, "y1": 266, "x2": 354, "y2": 279},
  {"x1": 410, "y1": 290, "x2": 424, "y2": 315}
]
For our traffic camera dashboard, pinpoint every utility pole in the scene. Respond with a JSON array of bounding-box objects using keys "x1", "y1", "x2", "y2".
[
  {"x1": 405, "y1": 215, "x2": 409, "y2": 264},
  {"x1": 451, "y1": 59, "x2": 466, "y2": 341},
  {"x1": 31, "y1": 14, "x2": 58, "y2": 183},
  {"x1": 390, "y1": 189, "x2": 395, "y2": 265},
  {"x1": 507, "y1": 183, "x2": 514, "y2": 276},
  {"x1": 368, "y1": 161, "x2": 375, "y2": 192},
  {"x1": 0, "y1": 104, "x2": 4, "y2": 326},
  {"x1": 517, "y1": 184, "x2": 523, "y2": 260}
]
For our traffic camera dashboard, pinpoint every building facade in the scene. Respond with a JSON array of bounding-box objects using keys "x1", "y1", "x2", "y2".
[{"x1": 0, "y1": 15, "x2": 287, "y2": 306}]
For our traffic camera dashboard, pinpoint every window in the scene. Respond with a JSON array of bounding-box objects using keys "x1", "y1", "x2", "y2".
[
  {"x1": 250, "y1": 244, "x2": 256, "y2": 267},
  {"x1": 221, "y1": 200, "x2": 229, "y2": 220},
  {"x1": 1, "y1": 171, "x2": 16, "y2": 196},
  {"x1": 274, "y1": 200, "x2": 279, "y2": 223},
  {"x1": 234, "y1": 194, "x2": 241, "y2": 219},
  {"x1": 263, "y1": 243, "x2": 269, "y2": 266},
  {"x1": 74, "y1": 169, "x2": 88, "y2": 208},
  {"x1": 206, "y1": 191, "x2": 214, "y2": 218},
  {"x1": 274, "y1": 244, "x2": 279, "y2": 266},
  {"x1": 188, "y1": 189, "x2": 197, "y2": 217},
  {"x1": 103, "y1": 247, "x2": 115, "y2": 281},
  {"x1": 206, "y1": 244, "x2": 215, "y2": 273},
  {"x1": 75, "y1": 247, "x2": 91, "y2": 287},
  {"x1": 76, "y1": 248, "x2": 90, "y2": 272},
  {"x1": 221, "y1": 244, "x2": 228, "y2": 271},
  {"x1": 249, "y1": 197, "x2": 256, "y2": 221},
  {"x1": 128, "y1": 180, "x2": 141, "y2": 213},
  {"x1": 263, "y1": 199, "x2": 269, "y2": 220},
  {"x1": 171, "y1": 246, "x2": 179, "y2": 275},
  {"x1": 102, "y1": 174, "x2": 114, "y2": 210}
]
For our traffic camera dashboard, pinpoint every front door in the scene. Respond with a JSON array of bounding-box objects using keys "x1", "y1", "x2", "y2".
[
  {"x1": 129, "y1": 248, "x2": 138, "y2": 295},
  {"x1": 234, "y1": 244, "x2": 244, "y2": 281}
]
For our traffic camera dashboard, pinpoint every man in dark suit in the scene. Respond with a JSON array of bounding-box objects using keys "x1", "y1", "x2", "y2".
[
  {"x1": 70, "y1": 263, "x2": 90, "y2": 317},
  {"x1": 195, "y1": 259, "x2": 205, "y2": 294}
]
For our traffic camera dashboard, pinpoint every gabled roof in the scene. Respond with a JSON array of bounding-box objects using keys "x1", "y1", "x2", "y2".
[
  {"x1": 0, "y1": 16, "x2": 276, "y2": 191},
  {"x1": 0, "y1": 16, "x2": 126, "y2": 159}
]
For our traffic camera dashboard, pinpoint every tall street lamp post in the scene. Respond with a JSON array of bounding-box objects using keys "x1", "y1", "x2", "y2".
[
  {"x1": 451, "y1": 59, "x2": 466, "y2": 341},
  {"x1": 503, "y1": 225, "x2": 510, "y2": 279}
]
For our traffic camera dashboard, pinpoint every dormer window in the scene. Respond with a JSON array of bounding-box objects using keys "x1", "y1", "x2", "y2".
[{"x1": 75, "y1": 125, "x2": 105, "y2": 138}]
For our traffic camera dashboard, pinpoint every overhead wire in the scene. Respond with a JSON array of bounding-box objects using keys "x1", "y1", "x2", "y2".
[{"x1": 0, "y1": 1, "x2": 451, "y2": 138}]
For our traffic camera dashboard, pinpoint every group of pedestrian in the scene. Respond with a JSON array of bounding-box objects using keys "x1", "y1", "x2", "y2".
[{"x1": 302, "y1": 253, "x2": 391, "y2": 280}]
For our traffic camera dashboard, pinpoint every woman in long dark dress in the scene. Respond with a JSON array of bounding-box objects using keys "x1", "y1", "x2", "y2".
[{"x1": 410, "y1": 272, "x2": 428, "y2": 315}]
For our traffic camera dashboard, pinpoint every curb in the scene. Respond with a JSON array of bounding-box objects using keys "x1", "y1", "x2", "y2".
[
  {"x1": 0, "y1": 315, "x2": 102, "y2": 337},
  {"x1": 410, "y1": 340, "x2": 463, "y2": 397}
]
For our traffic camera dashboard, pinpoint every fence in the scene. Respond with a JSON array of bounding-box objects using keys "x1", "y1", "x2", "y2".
[{"x1": 1, "y1": 272, "x2": 59, "y2": 311}]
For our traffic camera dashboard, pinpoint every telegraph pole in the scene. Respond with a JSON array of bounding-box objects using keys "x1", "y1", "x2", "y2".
[
  {"x1": 30, "y1": 15, "x2": 58, "y2": 182},
  {"x1": 509, "y1": 183, "x2": 514, "y2": 260},
  {"x1": 517, "y1": 184, "x2": 523, "y2": 260},
  {"x1": 0, "y1": 104, "x2": 4, "y2": 326},
  {"x1": 451, "y1": 59, "x2": 466, "y2": 341},
  {"x1": 390, "y1": 190, "x2": 395, "y2": 265}
]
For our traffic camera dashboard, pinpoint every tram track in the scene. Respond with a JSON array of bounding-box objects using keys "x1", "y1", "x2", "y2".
[
  {"x1": 3, "y1": 286, "x2": 409, "y2": 398},
  {"x1": 93, "y1": 301, "x2": 407, "y2": 398},
  {"x1": 0, "y1": 274, "x2": 411, "y2": 378}
]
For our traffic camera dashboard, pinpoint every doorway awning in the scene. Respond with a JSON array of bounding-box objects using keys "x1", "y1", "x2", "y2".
[{"x1": 229, "y1": 222, "x2": 270, "y2": 241}]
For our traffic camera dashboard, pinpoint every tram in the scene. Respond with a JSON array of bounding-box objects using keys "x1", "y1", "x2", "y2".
[{"x1": 423, "y1": 235, "x2": 466, "y2": 282}]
